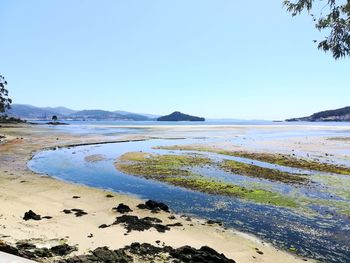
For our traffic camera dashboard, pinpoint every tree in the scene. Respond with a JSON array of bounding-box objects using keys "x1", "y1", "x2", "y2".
[
  {"x1": 0, "y1": 75, "x2": 12, "y2": 113},
  {"x1": 52, "y1": 115, "x2": 58, "y2": 122},
  {"x1": 284, "y1": 0, "x2": 350, "y2": 59}
]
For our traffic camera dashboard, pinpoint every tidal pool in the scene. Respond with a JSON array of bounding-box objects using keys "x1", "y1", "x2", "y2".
[{"x1": 28, "y1": 139, "x2": 350, "y2": 263}]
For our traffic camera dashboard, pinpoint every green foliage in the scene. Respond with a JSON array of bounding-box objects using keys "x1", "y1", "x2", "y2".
[
  {"x1": 0, "y1": 115, "x2": 25, "y2": 123},
  {"x1": 309, "y1": 106, "x2": 350, "y2": 119},
  {"x1": 284, "y1": 0, "x2": 350, "y2": 59},
  {"x1": 0, "y1": 75, "x2": 12, "y2": 113}
]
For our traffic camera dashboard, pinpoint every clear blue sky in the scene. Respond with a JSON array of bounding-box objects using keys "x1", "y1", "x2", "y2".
[{"x1": 1, "y1": 0, "x2": 349, "y2": 120}]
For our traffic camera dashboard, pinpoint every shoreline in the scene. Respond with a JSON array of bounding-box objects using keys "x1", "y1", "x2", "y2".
[{"x1": 0, "y1": 124, "x2": 315, "y2": 262}]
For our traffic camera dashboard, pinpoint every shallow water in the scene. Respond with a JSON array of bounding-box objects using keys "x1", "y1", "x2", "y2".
[{"x1": 28, "y1": 136, "x2": 350, "y2": 263}]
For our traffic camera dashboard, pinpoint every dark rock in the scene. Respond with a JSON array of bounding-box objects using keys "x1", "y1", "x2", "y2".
[
  {"x1": 114, "y1": 215, "x2": 170, "y2": 233},
  {"x1": 71, "y1": 208, "x2": 88, "y2": 217},
  {"x1": 168, "y1": 215, "x2": 176, "y2": 220},
  {"x1": 62, "y1": 208, "x2": 88, "y2": 217},
  {"x1": 146, "y1": 200, "x2": 169, "y2": 212},
  {"x1": 143, "y1": 217, "x2": 162, "y2": 223},
  {"x1": 106, "y1": 194, "x2": 114, "y2": 198},
  {"x1": 125, "y1": 242, "x2": 170, "y2": 257},
  {"x1": 51, "y1": 244, "x2": 77, "y2": 256},
  {"x1": 113, "y1": 203, "x2": 133, "y2": 214},
  {"x1": 42, "y1": 216, "x2": 53, "y2": 219},
  {"x1": 57, "y1": 255, "x2": 94, "y2": 263},
  {"x1": 23, "y1": 210, "x2": 41, "y2": 221},
  {"x1": 93, "y1": 246, "x2": 131, "y2": 262},
  {"x1": 93, "y1": 246, "x2": 119, "y2": 261},
  {"x1": 124, "y1": 242, "x2": 235, "y2": 262},
  {"x1": 166, "y1": 222, "x2": 183, "y2": 227},
  {"x1": 75, "y1": 211, "x2": 88, "y2": 217},
  {"x1": 0, "y1": 241, "x2": 20, "y2": 256},
  {"x1": 56, "y1": 242, "x2": 236, "y2": 263},
  {"x1": 71, "y1": 208, "x2": 83, "y2": 212},
  {"x1": 0, "y1": 240, "x2": 76, "y2": 260},
  {"x1": 98, "y1": 224, "x2": 109, "y2": 229},
  {"x1": 136, "y1": 203, "x2": 147, "y2": 209},
  {"x1": 170, "y1": 245, "x2": 236, "y2": 263},
  {"x1": 15, "y1": 242, "x2": 36, "y2": 250},
  {"x1": 206, "y1": 220, "x2": 222, "y2": 226},
  {"x1": 58, "y1": 247, "x2": 132, "y2": 263},
  {"x1": 32, "y1": 247, "x2": 52, "y2": 258},
  {"x1": 137, "y1": 200, "x2": 170, "y2": 213},
  {"x1": 72, "y1": 196, "x2": 80, "y2": 199}
]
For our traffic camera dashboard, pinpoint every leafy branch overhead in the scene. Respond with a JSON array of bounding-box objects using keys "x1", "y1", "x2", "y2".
[
  {"x1": 284, "y1": 0, "x2": 350, "y2": 59},
  {"x1": 0, "y1": 75, "x2": 12, "y2": 113}
]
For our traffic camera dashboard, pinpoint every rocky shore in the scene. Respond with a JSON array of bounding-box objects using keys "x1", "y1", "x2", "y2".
[{"x1": 1, "y1": 200, "x2": 236, "y2": 263}]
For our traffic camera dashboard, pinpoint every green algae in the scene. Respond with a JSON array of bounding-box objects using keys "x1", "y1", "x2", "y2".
[
  {"x1": 116, "y1": 151, "x2": 350, "y2": 214},
  {"x1": 303, "y1": 173, "x2": 350, "y2": 216},
  {"x1": 116, "y1": 152, "x2": 212, "y2": 178},
  {"x1": 163, "y1": 177, "x2": 298, "y2": 208},
  {"x1": 155, "y1": 145, "x2": 350, "y2": 175},
  {"x1": 220, "y1": 159, "x2": 307, "y2": 184},
  {"x1": 156, "y1": 145, "x2": 308, "y2": 184},
  {"x1": 115, "y1": 152, "x2": 299, "y2": 208},
  {"x1": 312, "y1": 174, "x2": 350, "y2": 200}
]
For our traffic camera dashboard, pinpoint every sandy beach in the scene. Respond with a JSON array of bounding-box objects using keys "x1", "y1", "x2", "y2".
[{"x1": 0, "y1": 123, "x2": 321, "y2": 262}]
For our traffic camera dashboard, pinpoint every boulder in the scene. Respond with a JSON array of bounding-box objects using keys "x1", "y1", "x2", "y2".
[
  {"x1": 113, "y1": 203, "x2": 133, "y2": 214},
  {"x1": 23, "y1": 210, "x2": 41, "y2": 221}
]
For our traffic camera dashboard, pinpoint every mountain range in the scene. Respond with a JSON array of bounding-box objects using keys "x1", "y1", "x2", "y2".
[
  {"x1": 286, "y1": 106, "x2": 350, "y2": 122},
  {"x1": 4, "y1": 104, "x2": 158, "y2": 121}
]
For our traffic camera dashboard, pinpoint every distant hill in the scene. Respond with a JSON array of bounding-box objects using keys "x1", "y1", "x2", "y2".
[
  {"x1": 4, "y1": 104, "x2": 152, "y2": 121},
  {"x1": 42, "y1": 106, "x2": 77, "y2": 116},
  {"x1": 5, "y1": 104, "x2": 59, "y2": 119},
  {"x1": 70, "y1": 110, "x2": 122, "y2": 120},
  {"x1": 157, "y1": 111, "x2": 205, "y2": 122},
  {"x1": 115, "y1": 111, "x2": 159, "y2": 119},
  {"x1": 70, "y1": 110, "x2": 150, "y2": 121},
  {"x1": 286, "y1": 106, "x2": 350, "y2": 122}
]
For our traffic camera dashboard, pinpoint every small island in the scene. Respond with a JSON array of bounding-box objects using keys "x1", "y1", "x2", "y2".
[{"x1": 157, "y1": 111, "x2": 205, "y2": 122}]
